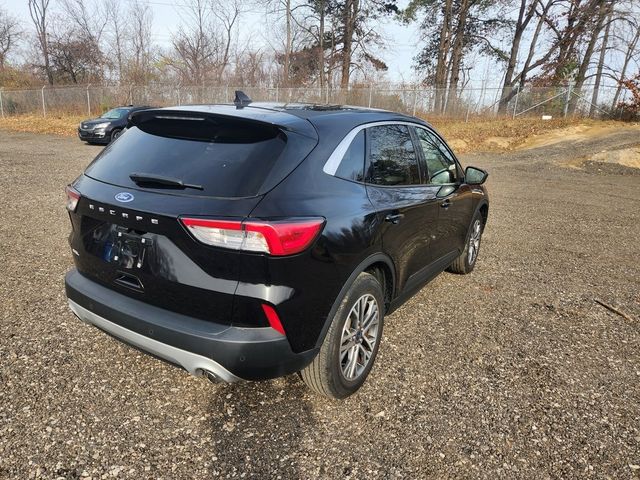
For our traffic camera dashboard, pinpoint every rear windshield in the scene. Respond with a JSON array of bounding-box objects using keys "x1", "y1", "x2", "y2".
[{"x1": 84, "y1": 120, "x2": 300, "y2": 198}]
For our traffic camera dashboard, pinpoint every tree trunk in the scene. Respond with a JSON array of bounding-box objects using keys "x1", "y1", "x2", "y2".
[
  {"x1": 318, "y1": 0, "x2": 324, "y2": 89},
  {"x1": 283, "y1": 0, "x2": 291, "y2": 87},
  {"x1": 434, "y1": 0, "x2": 452, "y2": 113},
  {"x1": 340, "y1": 0, "x2": 356, "y2": 88},
  {"x1": 568, "y1": 1, "x2": 608, "y2": 114},
  {"x1": 498, "y1": 0, "x2": 535, "y2": 113},
  {"x1": 28, "y1": 0, "x2": 55, "y2": 85},
  {"x1": 43, "y1": 40, "x2": 53, "y2": 85},
  {"x1": 589, "y1": 8, "x2": 612, "y2": 116},
  {"x1": 445, "y1": 0, "x2": 469, "y2": 114}
]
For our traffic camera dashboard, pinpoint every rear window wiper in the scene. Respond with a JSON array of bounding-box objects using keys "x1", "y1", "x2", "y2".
[{"x1": 129, "y1": 173, "x2": 204, "y2": 190}]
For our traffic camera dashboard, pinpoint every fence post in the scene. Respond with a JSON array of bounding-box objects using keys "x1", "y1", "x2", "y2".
[
  {"x1": 412, "y1": 88, "x2": 418, "y2": 116},
  {"x1": 368, "y1": 86, "x2": 373, "y2": 108},
  {"x1": 0, "y1": 88, "x2": 4, "y2": 118},
  {"x1": 275, "y1": 86, "x2": 279, "y2": 102},
  {"x1": 563, "y1": 82, "x2": 572, "y2": 118},
  {"x1": 326, "y1": 84, "x2": 329, "y2": 104},
  {"x1": 129, "y1": 85, "x2": 133, "y2": 104},
  {"x1": 86, "y1": 84, "x2": 91, "y2": 115},
  {"x1": 177, "y1": 85, "x2": 181, "y2": 106},
  {"x1": 41, "y1": 85, "x2": 46, "y2": 117},
  {"x1": 512, "y1": 88, "x2": 520, "y2": 119}
]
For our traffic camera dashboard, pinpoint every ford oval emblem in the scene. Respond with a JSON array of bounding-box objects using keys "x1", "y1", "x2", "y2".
[{"x1": 115, "y1": 192, "x2": 134, "y2": 203}]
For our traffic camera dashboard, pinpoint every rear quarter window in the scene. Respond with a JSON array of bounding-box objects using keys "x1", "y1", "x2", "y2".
[{"x1": 334, "y1": 130, "x2": 365, "y2": 182}]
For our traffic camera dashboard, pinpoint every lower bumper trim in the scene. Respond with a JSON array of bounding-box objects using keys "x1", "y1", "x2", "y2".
[{"x1": 68, "y1": 299, "x2": 242, "y2": 382}]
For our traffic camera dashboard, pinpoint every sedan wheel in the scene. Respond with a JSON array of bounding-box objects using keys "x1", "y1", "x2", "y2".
[{"x1": 111, "y1": 129, "x2": 123, "y2": 142}]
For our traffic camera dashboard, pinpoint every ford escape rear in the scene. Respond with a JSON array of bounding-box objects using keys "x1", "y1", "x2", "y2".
[{"x1": 65, "y1": 98, "x2": 489, "y2": 399}]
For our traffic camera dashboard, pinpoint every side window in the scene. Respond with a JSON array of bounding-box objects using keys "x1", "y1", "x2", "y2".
[
  {"x1": 335, "y1": 130, "x2": 365, "y2": 182},
  {"x1": 415, "y1": 128, "x2": 457, "y2": 185},
  {"x1": 366, "y1": 125, "x2": 420, "y2": 186}
]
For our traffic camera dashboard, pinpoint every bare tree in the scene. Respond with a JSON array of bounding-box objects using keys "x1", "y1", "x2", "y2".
[
  {"x1": 566, "y1": 0, "x2": 612, "y2": 113},
  {"x1": 589, "y1": 5, "x2": 613, "y2": 115},
  {"x1": 611, "y1": 21, "x2": 640, "y2": 108},
  {"x1": 28, "y1": 0, "x2": 54, "y2": 85},
  {"x1": 48, "y1": 24, "x2": 102, "y2": 83},
  {"x1": 212, "y1": 0, "x2": 243, "y2": 83},
  {"x1": 165, "y1": 0, "x2": 217, "y2": 84},
  {"x1": 498, "y1": 0, "x2": 560, "y2": 113},
  {"x1": 106, "y1": 0, "x2": 126, "y2": 81},
  {"x1": 59, "y1": 0, "x2": 110, "y2": 45},
  {"x1": 128, "y1": 0, "x2": 155, "y2": 84},
  {"x1": 259, "y1": 0, "x2": 295, "y2": 85},
  {"x1": 0, "y1": 6, "x2": 21, "y2": 69}
]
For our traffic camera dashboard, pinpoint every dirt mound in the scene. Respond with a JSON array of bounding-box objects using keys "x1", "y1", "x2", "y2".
[
  {"x1": 588, "y1": 146, "x2": 640, "y2": 169},
  {"x1": 518, "y1": 123, "x2": 640, "y2": 150}
]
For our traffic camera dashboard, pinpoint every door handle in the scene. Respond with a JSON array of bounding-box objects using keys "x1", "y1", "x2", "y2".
[
  {"x1": 385, "y1": 213, "x2": 404, "y2": 224},
  {"x1": 441, "y1": 199, "x2": 451, "y2": 209}
]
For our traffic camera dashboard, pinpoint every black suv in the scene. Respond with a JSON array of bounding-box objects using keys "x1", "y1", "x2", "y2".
[
  {"x1": 65, "y1": 99, "x2": 489, "y2": 399},
  {"x1": 78, "y1": 105, "x2": 150, "y2": 144}
]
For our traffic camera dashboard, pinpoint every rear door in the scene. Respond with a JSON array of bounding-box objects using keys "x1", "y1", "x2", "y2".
[
  {"x1": 413, "y1": 126, "x2": 474, "y2": 261},
  {"x1": 363, "y1": 123, "x2": 441, "y2": 293}
]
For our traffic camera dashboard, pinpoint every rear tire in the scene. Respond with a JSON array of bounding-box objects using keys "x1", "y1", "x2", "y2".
[
  {"x1": 448, "y1": 210, "x2": 484, "y2": 274},
  {"x1": 301, "y1": 272, "x2": 384, "y2": 399}
]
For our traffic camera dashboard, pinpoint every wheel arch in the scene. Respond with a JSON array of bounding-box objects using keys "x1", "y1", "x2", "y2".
[
  {"x1": 313, "y1": 253, "x2": 396, "y2": 350},
  {"x1": 478, "y1": 201, "x2": 489, "y2": 225}
]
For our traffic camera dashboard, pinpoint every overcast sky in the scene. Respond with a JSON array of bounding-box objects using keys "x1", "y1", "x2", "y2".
[{"x1": 3, "y1": 0, "x2": 509, "y2": 87}]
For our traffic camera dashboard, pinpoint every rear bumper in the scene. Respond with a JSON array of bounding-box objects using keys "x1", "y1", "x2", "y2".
[{"x1": 65, "y1": 269, "x2": 317, "y2": 381}]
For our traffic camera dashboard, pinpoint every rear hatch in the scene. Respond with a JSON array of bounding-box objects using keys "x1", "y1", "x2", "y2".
[{"x1": 67, "y1": 107, "x2": 318, "y2": 326}]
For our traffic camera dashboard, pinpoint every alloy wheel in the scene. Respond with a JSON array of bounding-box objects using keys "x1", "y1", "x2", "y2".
[
  {"x1": 468, "y1": 219, "x2": 482, "y2": 265},
  {"x1": 339, "y1": 294, "x2": 380, "y2": 381}
]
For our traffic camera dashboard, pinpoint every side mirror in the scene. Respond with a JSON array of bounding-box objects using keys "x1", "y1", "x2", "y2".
[{"x1": 465, "y1": 166, "x2": 488, "y2": 185}]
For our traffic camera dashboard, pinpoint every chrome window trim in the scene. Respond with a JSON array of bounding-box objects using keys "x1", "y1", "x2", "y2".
[{"x1": 322, "y1": 120, "x2": 423, "y2": 176}]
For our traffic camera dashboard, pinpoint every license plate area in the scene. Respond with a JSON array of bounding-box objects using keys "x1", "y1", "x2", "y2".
[{"x1": 104, "y1": 226, "x2": 153, "y2": 270}]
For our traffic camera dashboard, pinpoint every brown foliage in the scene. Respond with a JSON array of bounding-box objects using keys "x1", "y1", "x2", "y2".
[{"x1": 617, "y1": 74, "x2": 640, "y2": 120}]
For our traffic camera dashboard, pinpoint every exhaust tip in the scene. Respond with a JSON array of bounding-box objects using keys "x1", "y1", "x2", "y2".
[{"x1": 204, "y1": 370, "x2": 222, "y2": 383}]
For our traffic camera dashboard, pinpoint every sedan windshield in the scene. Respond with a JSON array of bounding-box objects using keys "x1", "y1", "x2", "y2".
[{"x1": 100, "y1": 108, "x2": 129, "y2": 119}]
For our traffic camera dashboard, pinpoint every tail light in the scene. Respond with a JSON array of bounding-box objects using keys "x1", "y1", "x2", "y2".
[
  {"x1": 65, "y1": 186, "x2": 81, "y2": 212},
  {"x1": 180, "y1": 217, "x2": 324, "y2": 256},
  {"x1": 261, "y1": 304, "x2": 286, "y2": 335}
]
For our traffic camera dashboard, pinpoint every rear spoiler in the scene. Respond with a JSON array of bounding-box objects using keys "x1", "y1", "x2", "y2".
[{"x1": 127, "y1": 107, "x2": 318, "y2": 141}]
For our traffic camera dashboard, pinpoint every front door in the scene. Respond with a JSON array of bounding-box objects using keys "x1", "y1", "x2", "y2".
[
  {"x1": 363, "y1": 124, "x2": 441, "y2": 294},
  {"x1": 413, "y1": 126, "x2": 474, "y2": 261}
]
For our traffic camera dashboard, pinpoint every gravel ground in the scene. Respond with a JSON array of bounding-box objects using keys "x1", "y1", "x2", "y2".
[{"x1": 0, "y1": 128, "x2": 639, "y2": 479}]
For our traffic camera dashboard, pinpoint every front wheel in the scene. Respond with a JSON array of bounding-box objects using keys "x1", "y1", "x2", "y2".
[
  {"x1": 301, "y1": 272, "x2": 384, "y2": 399},
  {"x1": 110, "y1": 129, "x2": 123, "y2": 143},
  {"x1": 448, "y1": 211, "x2": 484, "y2": 274}
]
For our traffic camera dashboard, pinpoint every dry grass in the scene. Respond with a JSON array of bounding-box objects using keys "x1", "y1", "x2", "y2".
[
  {"x1": 0, "y1": 112, "x2": 627, "y2": 154},
  {"x1": 0, "y1": 113, "x2": 85, "y2": 137},
  {"x1": 428, "y1": 116, "x2": 624, "y2": 154}
]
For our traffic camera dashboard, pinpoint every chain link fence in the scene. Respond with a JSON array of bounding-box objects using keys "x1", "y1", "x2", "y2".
[{"x1": 0, "y1": 83, "x2": 628, "y2": 120}]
